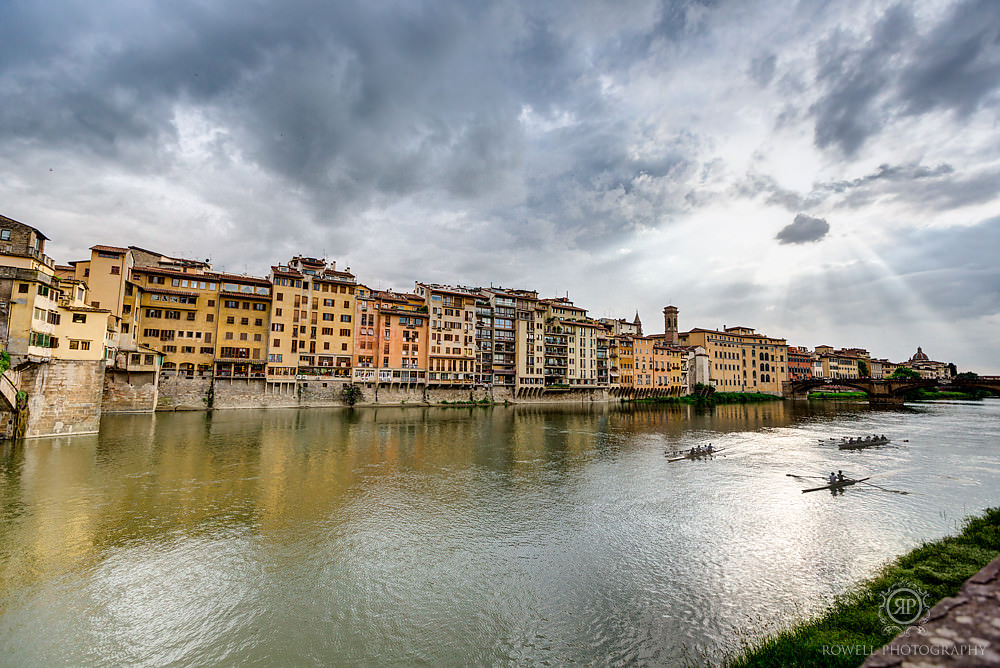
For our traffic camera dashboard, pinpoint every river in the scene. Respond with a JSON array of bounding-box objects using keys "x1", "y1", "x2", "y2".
[{"x1": 1, "y1": 399, "x2": 998, "y2": 666}]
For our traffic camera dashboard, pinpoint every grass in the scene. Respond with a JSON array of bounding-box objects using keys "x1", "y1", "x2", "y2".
[
  {"x1": 722, "y1": 507, "x2": 1000, "y2": 668},
  {"x1": 905, "y1": 388, "x2": 992, "y2": 401},
  {"x1": 808, "y1": 391, "x2": 868, "y2": 400}
]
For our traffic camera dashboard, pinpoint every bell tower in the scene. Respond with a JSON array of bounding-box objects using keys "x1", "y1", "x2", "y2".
[{"x1": 663, "y1": 305, "x2": 678, "y2": 345}]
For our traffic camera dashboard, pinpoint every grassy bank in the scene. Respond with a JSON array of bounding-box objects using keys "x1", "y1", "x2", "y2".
[
  {"x1": 627, "y1": 392, "x2": 783, "y2": 406},
  {"x1": 808, "y1": 391, "x2": 867, "y2": 400},
  {"x1": 905, "y1": 388, "x2": 993, "y2": 401},
  {"x1": 724, "y1": 507, "x2": 1000, "y2": 667}
]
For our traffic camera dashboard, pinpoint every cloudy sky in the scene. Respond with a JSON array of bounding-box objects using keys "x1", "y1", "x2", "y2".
[{"x1": 2, "y1": 0, "x2": 998, "y2": 372}]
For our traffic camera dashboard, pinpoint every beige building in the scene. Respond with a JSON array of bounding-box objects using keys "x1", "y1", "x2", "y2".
[
  {"x1": 679, "y1": 325, "x2": 788, "y2": 394},
  {"x1": 415, "y1": 283, "x2": 477, "y2": 386}
]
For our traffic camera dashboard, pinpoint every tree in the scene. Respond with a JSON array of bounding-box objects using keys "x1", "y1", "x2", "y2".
[
  {"x1": 956, "y1": 371, "x2": 979, "y2": 380},
  {"x1": 890, "y1": 367, "x2": 921, "y2": 380},
  {"x1": 857, "y1": 359, "x2": 869, "y2": 377}
]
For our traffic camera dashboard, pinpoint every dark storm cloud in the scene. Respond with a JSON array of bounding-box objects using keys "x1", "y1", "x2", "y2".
[
  {"x1": 775, "y1": 214, "x2": 829, "y2": 245},
  {"x1": 897, "y1": 0, "x2": 1000, "y2": 117},
  {"x1": 808, "y1": 0, "x2": 1000, "y2": 156},
  {"x1": 749, "y1": 53, "x2": 777, "y2": 87},
  {"x1": 737, "y1": 161, "x2": 997, "y2": 216},
  {"x1": 810, "y1": 4, "x2": 914, "y2": 156}
]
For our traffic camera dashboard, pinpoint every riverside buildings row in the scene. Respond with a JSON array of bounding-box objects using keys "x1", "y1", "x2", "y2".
[{"x1": 0, "y1": 213, "x2": 955, "y2": 436}]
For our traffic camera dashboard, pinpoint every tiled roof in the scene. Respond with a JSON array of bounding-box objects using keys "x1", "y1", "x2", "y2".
[{"x1": 90, "y1": 245, "x2": 129, "y2": 253}]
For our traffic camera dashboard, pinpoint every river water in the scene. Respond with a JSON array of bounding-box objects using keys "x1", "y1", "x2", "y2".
[{"x1": 1, "y1": 399, "x2": 998, "y2": 666}]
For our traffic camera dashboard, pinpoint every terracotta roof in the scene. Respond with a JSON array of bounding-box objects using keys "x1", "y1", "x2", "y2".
[
  {"x1": 214, "y1": 271, "x2": 271, "y2": 286},
  {"x1": 271, "y1": 266, "x2": 302, "y2": 278},
  {"x1": 90, "y1": 245, "x2": 129, "y2": 254}
]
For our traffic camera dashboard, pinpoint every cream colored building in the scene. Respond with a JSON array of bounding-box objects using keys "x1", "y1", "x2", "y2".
[
  {"x1": 679, "y1": 325, "x2": 788, "y2": 394},
  {"x1": 415, "y1": 283, "x2": 477, "y2": 386}
]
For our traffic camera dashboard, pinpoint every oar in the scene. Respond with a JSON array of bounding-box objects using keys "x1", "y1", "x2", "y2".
[
  {"x1": 786, "y1": 473, "x2": 827, "y2": 479},
  {"x1": 856, "y1": 480, "x2": 909, "y2": 495}
]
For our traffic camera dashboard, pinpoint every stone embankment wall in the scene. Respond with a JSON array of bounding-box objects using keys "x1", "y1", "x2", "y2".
[
  {"x1": 156, "y1": 374, "x2": 212, "y2": 411},
  {"x1": 102, "y1": 369, "x2": 158, "y2": 412},
  {"x1": 20, "y1": 360, "x2": 105, "y2": 437}
]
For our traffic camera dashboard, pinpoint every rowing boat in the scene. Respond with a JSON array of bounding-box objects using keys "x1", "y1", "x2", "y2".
[
  {"x1": 667, "y1": 448, "x2": 724, "y2": 462},
  {"x1": 802, "y1": 476, "x2": 871, "y2": 493},
  {"x1": 839, "y1": 439, "x2": 890, "y2": 450}
]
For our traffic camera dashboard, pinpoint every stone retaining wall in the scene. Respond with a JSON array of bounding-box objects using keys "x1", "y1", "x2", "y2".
[
  {"x1": 20, "y1": 359, "x2": 105, "y2": 437},
  {"x1": 156, "y1": 374, "x2": 212, "y2": 411},
  {"x1": 102, "y1": 369, "x2": 158, "y2": 413}
]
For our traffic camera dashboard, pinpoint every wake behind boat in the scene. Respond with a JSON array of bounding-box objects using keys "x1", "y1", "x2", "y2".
[{"x1": 802, "y1": 476, "x2": 871, "y2": 493}]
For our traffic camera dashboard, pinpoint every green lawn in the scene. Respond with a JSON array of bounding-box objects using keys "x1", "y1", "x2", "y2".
[{"x1": 721, "y1": 508, "x2": 1000, "y2": 667}]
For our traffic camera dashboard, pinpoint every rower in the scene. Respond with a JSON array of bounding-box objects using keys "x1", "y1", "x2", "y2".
[
  {"x1": 837, "y1": 470, "x2": 845, "y2": 482},
  {"x1": 706, "y1": 443, "x2": 713, "y2": 453},
  {"x1": 828, "y1": 472, "x2": 837, "y2": 485}
]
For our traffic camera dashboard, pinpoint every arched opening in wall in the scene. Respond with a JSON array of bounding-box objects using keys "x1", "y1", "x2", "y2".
[
  {"x1": 162, "y1": 361, "x2": 177, "y2": 377},
  {"x1": 180, "y1": 363, "x2": 195, "y2": 379}
]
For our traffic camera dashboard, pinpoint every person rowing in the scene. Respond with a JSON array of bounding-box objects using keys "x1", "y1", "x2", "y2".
[
  {"x1": 706, "y1": 443, "x2": 713, "y2": 453},
  {"x1": 828, "y1": 472, "x2": 837, "y2": 485},
  {"x1": 837, "y1": 470, "x2": 845, "y2": 482}
]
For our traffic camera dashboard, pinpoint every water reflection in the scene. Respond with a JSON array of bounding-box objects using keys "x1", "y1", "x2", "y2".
[{"x1": 1, "y1": 399, "x2": 998, "y2": 666}]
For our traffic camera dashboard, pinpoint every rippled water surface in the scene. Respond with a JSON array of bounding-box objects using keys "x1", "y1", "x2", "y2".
[{"x1": 1, "y1": 399, "x2": 998, "y2": 666}]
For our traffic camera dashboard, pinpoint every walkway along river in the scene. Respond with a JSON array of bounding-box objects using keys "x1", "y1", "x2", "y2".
[{"x1": 1, "y1": 398, "x2": 998, "y2": 665}]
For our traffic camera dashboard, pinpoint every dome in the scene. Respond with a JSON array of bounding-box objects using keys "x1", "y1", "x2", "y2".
[{"x1": 910, "y1": 346, "x2": 929, "y2": 361}]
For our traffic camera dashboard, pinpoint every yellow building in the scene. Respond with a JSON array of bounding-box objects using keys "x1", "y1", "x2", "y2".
[
  {"x1": 50, "y1": 278, "x2": 112, "y2": 362},
  {"x1": 268, "y1": 257, "x2": 357, "y2": 381},
  {"x1": 125, "y1": 265, "x2": 221, "y2": 378},
  {"x1": 679, "y1": 325, "x2": 788, "y2": 394},
  {"x1": 0, "y1": 215, "x2": 59, "y2": 364},
  {"x1": 215, "y1": 273, "x2": 272, "y2": 379}
]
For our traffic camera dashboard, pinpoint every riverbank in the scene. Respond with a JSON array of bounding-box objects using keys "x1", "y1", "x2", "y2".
[
  {"x1": 809, "y1": 391, "x2": 868, "y2": 400},
  {"x1": 625, "y1": 392, "x2": 782, "y2": 406},
  {"x1": 725, "y1": 507, "x2": 1000, "y2": 667}
]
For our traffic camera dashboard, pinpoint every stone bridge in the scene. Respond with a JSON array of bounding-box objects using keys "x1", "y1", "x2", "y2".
[
  {"x1": 786, "y1": 378, "x2": 931, "y2": 405},
  {"x1": 784, "y1": 376, "x2": 1000, "y2": 405}
]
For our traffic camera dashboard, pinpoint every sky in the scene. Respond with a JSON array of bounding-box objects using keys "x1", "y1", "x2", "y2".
[{"x1": 1, "y1": 0, "x2": 998, "y2": 373}]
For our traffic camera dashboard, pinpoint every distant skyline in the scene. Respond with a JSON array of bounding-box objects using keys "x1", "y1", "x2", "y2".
[{"x1": 1, "y1": 1, "x2": 998, "y2": 372}]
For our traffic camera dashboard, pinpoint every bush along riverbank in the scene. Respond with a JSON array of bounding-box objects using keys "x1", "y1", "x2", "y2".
[
  {"x1": 626, "y1": 392, "x2": 782, "y2": 406},
  {"x1": 724, "y1": 507, "x2": 1000, "y2": 668}
]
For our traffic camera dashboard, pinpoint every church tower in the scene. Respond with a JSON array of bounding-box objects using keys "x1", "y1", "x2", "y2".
[
  {"x1": 632, "y1": 311, "x2": 643, "y2": 337},
  {"x1": 663, "y1": 305, "x2": 679, "y2": 345}
]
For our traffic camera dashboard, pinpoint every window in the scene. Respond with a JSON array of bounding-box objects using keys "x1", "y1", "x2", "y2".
[
  {"x1": 339, "y1": 328, "x2": 350, "y2": 337},
  {"x1": 206, "y1": 314, "x2": 214, "y2": 322},
  {"x1": 241, "y1": 317, "x2": 249, "y2": 325},
  {"x1": 110, "y1": 266, "x2": 120, "y2": 275},
  {"x1": 340, "y1": 314, "x2": 351, "y2": 323},
  {"x1": 254, "y1": 303, "x2": 266, "y2": 311},
  {"x1": 186, "y1": 312, "x2": 195, "y2": 321},
  {"x1": 272, "y1": 339, "x2": 281, "y2": 348},
  {"x1": 224, "y1": 300, "x2": 239, "y2": 309},
  {"x1": 18, "y1": 283, "x2": 28, "y2": 294},
  {"x1": 0, "y1": 230, "x2": 9, "y2": 240},
  {"x1": 275, "y1": 308, "x2": 282, "y2": 317},
  {"x1": 72, "y1": 313, "x2": 87, "y2": 323},
  {"x1": 207, "y1": 299, "x2": 215, "y2": 307},
  {"x1": 271, "y1": 323, "x2": 284, "y2": 332},
  {"x1": 226, "y1": 316, "x2": 235, "y2": 324}
]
